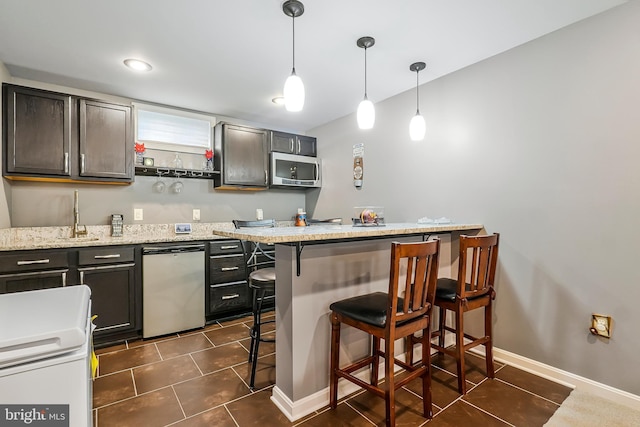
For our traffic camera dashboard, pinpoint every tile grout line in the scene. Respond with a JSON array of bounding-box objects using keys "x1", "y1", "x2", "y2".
[
  {"x1": 494, "y1": 377, "x2": 562, "y2": 407},
  {"x1": 170, "y1": 384, "x2": 187, "y2": 421},
  {"x1": 460, "y1": 399, "x2": 516, "y2": 426},
  {"x1": 130, "y1": 369, "x2": 138, "y2": 396},
  {"x1": 344, "y1": 401, "x2": 379, "y2": 426},
  {"x1": 188, "y1": 352, "x2": 205, "y2": 377},
  {"x1": 223, "y1": 404, "x2": 241, "y2": 427}
]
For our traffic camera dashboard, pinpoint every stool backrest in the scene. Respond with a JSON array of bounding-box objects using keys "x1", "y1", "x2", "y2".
[
  {"x1": 457, "y1": 233, "x2": 500, "y2": 300},
  {"x1": 232, "y1": 219, "x2": 276, "y2": 271},
  {"x1": 389, "y1": 239, "x2": 440, "y2": 325}
]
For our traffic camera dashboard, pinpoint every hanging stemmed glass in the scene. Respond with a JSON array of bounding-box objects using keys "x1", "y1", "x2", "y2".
[
  {"x1": 171, "y1": 170, "x2": 184, "y2": 194},
  {"x1": 152, "y1": 169, "x2": 168, "y2": 193}
]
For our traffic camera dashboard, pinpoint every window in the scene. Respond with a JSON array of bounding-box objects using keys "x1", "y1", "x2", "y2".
[{"x1": 134, "y1": 103, "x2": 215, "y2": 154}]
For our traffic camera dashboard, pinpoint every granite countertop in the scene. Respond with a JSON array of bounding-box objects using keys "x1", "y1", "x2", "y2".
[
  {"x1": 0, "y1": 222, "x2": 239, "y2": 251},
  {"x1": 209, "y1": 222, "x2": 484, "y2": 244},
  {"x1": 1, "y1": 221, "x2": 484, "y2": 251}
]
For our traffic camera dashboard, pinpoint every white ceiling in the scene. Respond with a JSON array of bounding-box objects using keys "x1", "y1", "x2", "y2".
[{"x1": 0, "y1": 0, "x2": 626, "y2": 133}]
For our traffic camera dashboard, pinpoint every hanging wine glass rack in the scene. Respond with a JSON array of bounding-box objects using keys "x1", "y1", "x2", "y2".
[{"x1": 135, "y1": 166, "x2": 219, "y2": 180}]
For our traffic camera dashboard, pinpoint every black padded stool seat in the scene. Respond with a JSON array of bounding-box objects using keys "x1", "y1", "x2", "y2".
[
  {"x1": 434, "y1": 278, "x2": 459, "y2": 302},
  {"x1": 329, "y1": 292, "x2": 404, "y2": 328}
]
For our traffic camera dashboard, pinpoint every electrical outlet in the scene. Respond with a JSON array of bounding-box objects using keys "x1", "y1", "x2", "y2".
[
  {"x1": 590, "y1": 314, "x2": 612, "y2": 338},
  {"x1": 193, "y1": 209, "x2": 200, "y2": 221},
  {"x1": 134, "y1": 208, "x2": 143, "y2": 221}
]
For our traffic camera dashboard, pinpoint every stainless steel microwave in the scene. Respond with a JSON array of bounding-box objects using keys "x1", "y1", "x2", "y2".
[{"x1": 270, "y1": 152, "x2": 321, "y2": 188}]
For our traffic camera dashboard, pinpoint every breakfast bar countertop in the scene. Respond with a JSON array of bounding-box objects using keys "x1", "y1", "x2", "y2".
[{"x1": 209, "y1": 222, "x2": 485, "y2": 244}]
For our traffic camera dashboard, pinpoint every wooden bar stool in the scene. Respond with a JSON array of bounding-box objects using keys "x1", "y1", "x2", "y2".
[
  {"x1": 407, "y1": 233, "x2": 500, "y2": 395},
  {"x1": 329, "y1": 239, "x2": 440, "y2": 427},
  {"x1": 233, "y1": 219, "x2": 276, "y2": 390}
]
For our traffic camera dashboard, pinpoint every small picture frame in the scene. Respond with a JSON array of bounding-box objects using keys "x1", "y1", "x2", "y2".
[
  {"x1": 143, "y1": 157, "x2": 154, "y2": 167},
  {"x1": 175, "y1": 223, "x2": 192, "y2": 234}
]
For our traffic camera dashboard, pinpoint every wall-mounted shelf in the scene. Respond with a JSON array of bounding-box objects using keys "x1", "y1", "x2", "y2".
[{"x1": 135, "y1": 166, "x2": 219, "y2": 180}]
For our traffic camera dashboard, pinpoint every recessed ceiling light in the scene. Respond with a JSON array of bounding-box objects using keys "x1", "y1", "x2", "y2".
[
  {"x1": 124, "y1": 59, "x2": 152, "y2": 72},
  {"x1": 272, "y1": 96, "x2": 285, "y2": 105}
]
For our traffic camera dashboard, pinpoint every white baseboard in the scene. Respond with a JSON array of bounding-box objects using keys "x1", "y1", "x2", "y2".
[
  {"x1": 273, "y1": 337, "x2": 640, "y2": 421},
  {"x1": 485, "y1": 347, "x2": 640, "y2": 411},
  {"x1": 271, "y1": 369, "x2": 375, "y2": 422}
]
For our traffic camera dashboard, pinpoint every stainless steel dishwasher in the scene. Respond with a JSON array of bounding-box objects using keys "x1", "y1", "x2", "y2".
[{"x1": 142, "y1": 243, "x2": 205, "y2": 338}]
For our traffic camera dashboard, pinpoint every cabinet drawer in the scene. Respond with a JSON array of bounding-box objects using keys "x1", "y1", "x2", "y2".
[
  {"x1": 209, "y1": 240, "x2": 243, "y2": 256},
  {"x1": 209, "y1": 254, "x2": 246, "y2": 283},
  {"x1": 0, "y1": 250, "x2": 69, "y2": 274},
  {"x1": 209, "y1": 282, "x2": 249, "y2": 314},
  {"x1": 78, "y1": 246, "x2": 135, "y2": 266}
]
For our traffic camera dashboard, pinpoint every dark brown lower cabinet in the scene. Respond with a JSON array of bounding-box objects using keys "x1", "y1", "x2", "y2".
[
  {"x1": 76, "y1": 246, "x2": 140, "y2": 343},
  {"x1": 206, "y1": 240, "x2": 252, "y2": 320}
]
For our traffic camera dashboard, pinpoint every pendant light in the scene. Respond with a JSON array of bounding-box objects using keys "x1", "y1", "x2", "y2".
[
  {"x1": 282, "y1": 0, "x2": 305, "y2": 112},
  {"x1": 356, "y1": 36, "x2": 375, "y2": 129},
  {"x1": 409, "y1": 62, "x2": 426, "y2": 141}
]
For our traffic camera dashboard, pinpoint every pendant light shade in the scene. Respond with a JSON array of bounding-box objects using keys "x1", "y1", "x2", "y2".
[
  {"x1": 356, "y1": 37, "x2": 375, "y2": 129},
  {"x1": 409, "y1": 113, "x2": 426, "y2": 141},
  {"x1": 284, "y1": 71, "x2": 304, "y2": 112},
  {"x1": 409, "y1": 61, "x2": 426, "y2": 141},
  {"x1": 357, "y1": 97, "x2": 375, "y2": 130},
  {"x1": 282, "y1": 0, "x2": 305, "y2": 112}
]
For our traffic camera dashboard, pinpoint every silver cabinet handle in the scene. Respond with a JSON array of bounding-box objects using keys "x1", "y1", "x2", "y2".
[
  {"x1": 62, "y1": 271, "x2": 67, "y2": 287},
  {"x1": 297, "y1": 139, "x2": 301, "y2": 154},
  {"x1": 80, "y1": 153, "x2": 86, "y2": 174},
  {"x1": 17, "y1": 259, "x2": 50, "y2": 266},
  {"x1": 264, "y1": 169, "x2": 268, "y2": 185},
  {"x1": 220, "y1": 245, "x2": 239, "y2": 250},
  {"x1": 94, "y1": 254, "x2": 121, "y2": 259},
  {"x1": 79, "y1": 271, "x2": 84, "y2": 284},
  {"x1": 221, "y1": 266, "x2": 239, "y2": 271},
  {"x1": 64, "y1": 152, "x2": 69, "y2": 174},
  {"x1": 290, "y1": 138, "x2": 294, "y2": 153},
  {"x1": 221, "y1": 294, "x2": 240, "y2": 300}
]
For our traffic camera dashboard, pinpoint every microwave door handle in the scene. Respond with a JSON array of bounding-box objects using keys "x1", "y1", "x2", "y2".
[{"x1": 315, "y1": 161, "x2": 320, "y2": 181}]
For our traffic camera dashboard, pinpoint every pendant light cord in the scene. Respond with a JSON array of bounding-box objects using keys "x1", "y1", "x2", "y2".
[
  {"x1": 291, "y1": 16, "x2": 296, "y2": 72},
  {"x1": 363, "y1": 47, "x2": 368, "y2": 98},
  {"x1": 415, "y1": 69, "x2": 420, "y2": 114}
]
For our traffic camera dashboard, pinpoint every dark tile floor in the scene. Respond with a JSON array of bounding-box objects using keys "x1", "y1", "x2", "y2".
[{"x1": 93, "y1": 313, "x2": 572, "y2": 426}]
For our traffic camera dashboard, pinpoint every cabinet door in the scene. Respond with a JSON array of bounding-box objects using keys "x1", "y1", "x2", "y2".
[
  {"x1": 270, "y1": 131, "x2": 295, "y2": 154},
  {"x1": 79, "y1": 99, "x2": 133, "y2": 180},
  {"x1": 79, "y1": 263, "x2": 136, "y2": 336},
  {"x1": 296, "y1": 135, "x2": 317, "y2": 157},
  {"x1": 221, "y1": 124, "x2": 268, "y2": 187},
  {"x1": 4, "y1": 85, "x2": 72, "y2": 176}
]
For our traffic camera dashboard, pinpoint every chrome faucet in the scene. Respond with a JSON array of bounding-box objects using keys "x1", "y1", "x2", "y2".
[{"x1": 73, "y1": 190, "x2": 87, "y2": 238}]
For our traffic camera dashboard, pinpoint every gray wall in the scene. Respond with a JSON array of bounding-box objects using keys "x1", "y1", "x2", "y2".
[
  {"x1": 308, "y1": 2, "x2": 640, "y2": 394},
  {"x1": 2, "y1": 78, "x2": 306, "y2": 226}
]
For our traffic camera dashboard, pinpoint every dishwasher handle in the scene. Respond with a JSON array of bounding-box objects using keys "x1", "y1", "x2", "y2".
[{"x1": 143, "y1": 244, "x2": 205, "y2": 255}]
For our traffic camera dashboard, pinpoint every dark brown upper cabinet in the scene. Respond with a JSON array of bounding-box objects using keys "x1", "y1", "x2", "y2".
[
  {"x1": 270, "y1": 130, "x2": 317, "y2": 157},
  {"x1": 3, "y1": 84, "x2": 133, "y2": 183},
  {"x1": 214, "y1": 123, "x2": 269, "y2": 190},
  {"x1": 79, "y1": 99, "x2": 132, "y2": 180}
]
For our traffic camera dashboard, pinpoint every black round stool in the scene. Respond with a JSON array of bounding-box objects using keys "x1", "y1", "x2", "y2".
[{"x1": 247, "y1": 267, "x2": 275, "y2": 390}]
